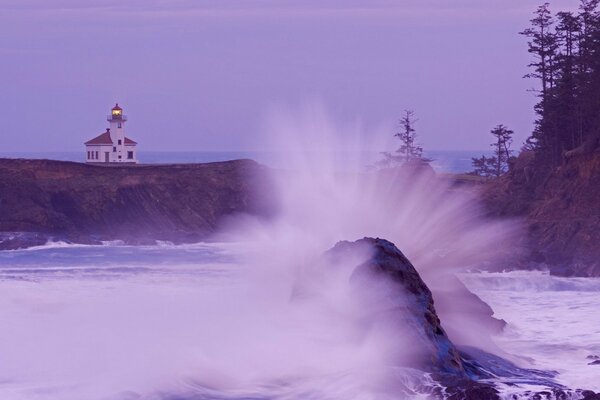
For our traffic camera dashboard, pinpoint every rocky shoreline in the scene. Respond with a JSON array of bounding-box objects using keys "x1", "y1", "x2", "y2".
[
  {"x1": 0, "y1": 158, "x2": 274, "y2": 250},
  {"x1": 3, "y1": 155, "x2": 599, "y2": 279},
  {"x1": 482, "y1": 151, "x2": 600, "y2": 277}
]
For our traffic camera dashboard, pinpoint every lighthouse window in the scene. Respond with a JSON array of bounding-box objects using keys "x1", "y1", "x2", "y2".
[
  {"x1": 113, "y1": 147, "x2": 116, "y2": 152},
  {"x1": 118, "y1": 140, "x2": 122, "y2": 145},
  {"x1": 127, "y1": 151, "x2": 134, "y2": 159},
  {"x1": 118, "y1": 123, "x2": 122, "y2": 128}
]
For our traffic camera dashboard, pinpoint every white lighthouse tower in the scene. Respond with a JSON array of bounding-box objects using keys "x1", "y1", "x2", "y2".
[
  {"x1": 85, "y1": 104, "x2": 138, "y2": 164},
  {"x1": 108, "y1": 104, "x2": 127, "y2": 161}
]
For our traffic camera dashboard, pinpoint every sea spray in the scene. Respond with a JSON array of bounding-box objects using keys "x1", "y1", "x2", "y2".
[
  {"x1": 0, "y1": 105, "x2": 524, "y2": 399},
  {"x1": 225, "y1": 103, "x2": 521, "y2": 349}
]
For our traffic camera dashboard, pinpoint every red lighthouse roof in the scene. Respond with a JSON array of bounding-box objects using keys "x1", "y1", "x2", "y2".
[
  {"x1": 84, "y1": 128, "x2": 137, "y2": 146},
  {"x1": 112, "y1": 103, "x2": 122, "y2": 111},
  {"x1": 84, "y1": 129, "x2": 113, "y2": 145}
]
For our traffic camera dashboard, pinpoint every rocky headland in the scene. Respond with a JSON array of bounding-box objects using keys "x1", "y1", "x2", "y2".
[
  {"x1": 3, "y1": 154, "x2": 599, "y2": 279},
  {"x1": 483, "y1": 151, "x2": 600, "y2": 277},
  {"x1": 0, "y1": 158, "x2": 273, "y2": 250}
]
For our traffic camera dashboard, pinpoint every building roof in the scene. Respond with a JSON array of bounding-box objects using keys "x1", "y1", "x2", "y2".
[
  {"x1": 84, "y1": 129, "x2": 113, "y2": 145},
  {"x1": 84, "y1": 129, "x2": 137, "y2": 146},
  {"x1": 112, "y1": 103, "x2": 122, "y2": 111}
]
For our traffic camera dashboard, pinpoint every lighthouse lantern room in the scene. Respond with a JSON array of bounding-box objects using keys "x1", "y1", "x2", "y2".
[{"x1": 84, "y1": 104, "x2": 138, "y2": 164}]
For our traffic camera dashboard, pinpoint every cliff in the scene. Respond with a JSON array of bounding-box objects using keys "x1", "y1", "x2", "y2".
[
  {"x1": 0, "y1": 158, "x2": 273, "y2": 249},
  {"x1": 483, "y1": 151, "x2": 600, "y2": 277}
]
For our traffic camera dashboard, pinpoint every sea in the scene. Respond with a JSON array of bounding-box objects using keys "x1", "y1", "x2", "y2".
[
  {"x1": 0, "y1": 242, "x2": 598, "y2": 400},
  {"x1": 0, "y1": 150, "x2": 488, "y2": 174},
  {"x1": 1, "y1": 150, "x2": 598, "y2": 400}
]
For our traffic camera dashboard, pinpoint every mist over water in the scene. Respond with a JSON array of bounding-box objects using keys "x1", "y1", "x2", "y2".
[{"x1": 1, "y1": 105, "x2": 592, "y2": 399}]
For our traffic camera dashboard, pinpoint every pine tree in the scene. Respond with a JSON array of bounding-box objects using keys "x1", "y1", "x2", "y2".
[
  {"x1": 471, "y1": 125, "x2": 514, "y2": 178},
  {"x1": 396, "y1": 110, "x2": 423, "y2": 162},
  {"x1": 576, "y1": 0, "x2": 600, "y2": 149},
  {"x1": 547, "y1": 11, "x2": 581, "y2": 153},
  {"x1": 520, "y1": 3, "x2": 559, "y2": 101},
  {"x1": 521, "y1": 1, "x2": 600, "y2": 165},
  {"x1": 490, "y1": 125, "x2": 514, "y2": 177},
  {"x1": 520, "y1": 3, "x2": 559, "y2": 162},
  {"x1": 379, "y1": 110, "x2": 423, "y2": 166}
]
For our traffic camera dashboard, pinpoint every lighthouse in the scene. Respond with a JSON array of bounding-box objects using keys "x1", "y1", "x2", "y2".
[{"x1": 84, "y1": 104, "x2": 138, "y2": 164}]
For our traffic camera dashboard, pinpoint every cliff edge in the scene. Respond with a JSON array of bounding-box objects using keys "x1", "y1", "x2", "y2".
[
  {"x1": 483, "y1": 151, "x2": 600, "y2": 277},
  {"x1": 0, "y1": 158, "x2": 273, "y2": 249}
]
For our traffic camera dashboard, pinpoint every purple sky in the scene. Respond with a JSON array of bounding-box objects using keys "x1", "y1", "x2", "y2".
[{"x1": 0, "y1": 0, "x2": 578, "y2": 152}]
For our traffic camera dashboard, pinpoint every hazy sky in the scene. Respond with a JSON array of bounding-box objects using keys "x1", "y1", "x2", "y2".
[{"x1": 0, "y1": 0, "x2": 579, "y2": 152}]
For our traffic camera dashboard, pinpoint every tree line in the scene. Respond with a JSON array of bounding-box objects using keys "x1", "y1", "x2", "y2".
[
  {"x1": 521, "y1": 1, "x2": 600, "y2": 166},
  {"x1": 383, "y1": 2, "x2": 599, "y2": 177},
  {"x1": 472, "y1": 1, "x2": 600, "y2": 178}
]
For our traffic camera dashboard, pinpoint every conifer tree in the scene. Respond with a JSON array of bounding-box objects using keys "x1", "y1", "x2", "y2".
[
  {"x1": 396, "y1": 110, "x2": 423, "y2": 162},
  {"x1": 471, "y1": 125, "x2": 514, "y2": 178},
  {"x1": 490, "y1": 125, "x2": 514, "y2": 177},
  {"x1": 379, "y1": 110, "x2": 423, "y2": 166},
  {"x1": 520, "y1": 3, "x2": 559, "y2": 161},
  {"x1": 521, "y1": 1, "x2": 600, "y2": 166}
]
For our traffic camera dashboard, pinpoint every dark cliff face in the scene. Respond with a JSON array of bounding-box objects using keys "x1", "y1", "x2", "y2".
[
  {"x1": 483, "y1": 151, "x2": 600, "y2": 277},
  {"x1": 0, "y1": 158, "x2": 274, "y2": 248}
]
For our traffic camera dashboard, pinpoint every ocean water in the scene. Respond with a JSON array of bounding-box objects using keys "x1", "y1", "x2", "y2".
[
  {"x1": 0, "y1": 150, "x2": 487, "y2": 174},
  {"x1": 0, "y1": 242, "x2": 439, "y2": 400},
  {"x1": 0, "y1": 243, "x2": 598, "y2": 400},
  {"x1": 461, "y1": 271, "x2": 600, "y2": 394}
]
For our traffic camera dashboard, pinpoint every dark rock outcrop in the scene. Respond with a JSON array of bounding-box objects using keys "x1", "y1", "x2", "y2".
[
  {"x1": 326, "y1": 238, "x2": 501, "y2": 398},
  {"x1": 0, "y1": 158, "x2": 273, "y2": 249},
  {"x1": 329, "y1": 238, "x2": 466, "y2": 375},
  {"x1": 325, "y1": 238, "x2": 600, "y2": 399}
]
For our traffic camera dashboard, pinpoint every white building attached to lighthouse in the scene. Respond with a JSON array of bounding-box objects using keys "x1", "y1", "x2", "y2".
[{"x1": 85, "y1": 104, "x2": 138, "y2": 164}]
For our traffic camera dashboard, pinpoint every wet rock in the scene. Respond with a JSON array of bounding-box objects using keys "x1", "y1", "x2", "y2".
[
  {"x1": 581, "y1": 390, "x2": 600, "y2": 400},
  {"x1": 440, "y1": 377, "x2": 500, "y2": 400},
  {"x1": 325, "y1": 238, "x2": 600, "y2": 399},
  {"x1": 328, "y1": 237, "x2": 466, "y2": 375},
  {"x1": 0, "y1": 232, "x2": 48, "y2": 250}
]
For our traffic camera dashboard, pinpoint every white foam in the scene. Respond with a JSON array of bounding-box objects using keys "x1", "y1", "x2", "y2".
[{"x1": 462, "y1": 270, "x2": 600, "y2": 392}]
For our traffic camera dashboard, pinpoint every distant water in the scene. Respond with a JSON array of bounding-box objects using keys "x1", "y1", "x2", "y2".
[{"x1": 0, "y1": 150, "x2": 489, "y2": 174}]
